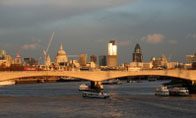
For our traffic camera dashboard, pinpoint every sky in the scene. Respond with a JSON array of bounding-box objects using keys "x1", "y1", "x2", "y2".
[{"x1": 0, "y1": 0, "x2": 196, "y2": 63}]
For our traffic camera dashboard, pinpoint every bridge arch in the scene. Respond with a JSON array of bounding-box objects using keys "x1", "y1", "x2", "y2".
[{"x1": 0, "y1": 70, "x2": 195, "y2": 84}]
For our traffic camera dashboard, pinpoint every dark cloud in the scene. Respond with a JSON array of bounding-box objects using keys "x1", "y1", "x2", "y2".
[{"x1": 0, "y1": 0, "x2": 195, "y2": 63}]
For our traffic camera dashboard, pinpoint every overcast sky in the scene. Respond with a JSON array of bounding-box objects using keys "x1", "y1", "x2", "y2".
[{"x1": 0, "y1": 0, "x2": 195, "y2": 63}]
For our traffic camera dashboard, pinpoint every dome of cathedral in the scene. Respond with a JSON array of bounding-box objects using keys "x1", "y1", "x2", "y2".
[
  {"x1": 57, "y1": 44, "x2": 66, "y2": 56},
  {"x1": 55, "y1": 44, "x2": 68, "y2": 64}
]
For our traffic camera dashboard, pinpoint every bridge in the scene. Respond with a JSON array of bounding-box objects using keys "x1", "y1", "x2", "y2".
[{"x1": 0, "y1": 69, "x2": 196, "y2": 84}]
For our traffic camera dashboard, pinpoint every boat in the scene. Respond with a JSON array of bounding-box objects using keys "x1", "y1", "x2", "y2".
[
  {"x1": 0, "y1": 80, "x2": 16, "y2": 86},
  {"x1": 169, "y1": 87, "x2": 189, "y2": 96},
  {"x1": 102, "y1": 79, "x2": 121, "y2": 85},
  {"x1": 82, "y1": 91, "x2": 110, "y2": 99},
  {"x1": 79, "y1": 84, "x2": 91, "y2": 91},
  {"x1": 155, "y1": 86, "x2": 169, "y2": 96}
]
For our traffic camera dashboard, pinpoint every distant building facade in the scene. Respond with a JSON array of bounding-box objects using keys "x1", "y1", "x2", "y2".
[
  {"x1": 23, "y1": 57, "x2": 38, "y2": 66},
  {"x1": 185, "y1": 53, "x2": 196, "y2": 69},
  {"x1": 151, "y1": 55, "x2": 177, "y2": 69},
  {"x1": 13, "y1": 53, "x2": 23, "y2": 65},
  {"x1": 186, "y1": 53, "x2": 196, "y2": 64}
]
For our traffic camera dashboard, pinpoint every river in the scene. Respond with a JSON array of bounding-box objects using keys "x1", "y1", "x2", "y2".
[{"x1": 0, "y1": 81, "x2": 195, "y2": 118}]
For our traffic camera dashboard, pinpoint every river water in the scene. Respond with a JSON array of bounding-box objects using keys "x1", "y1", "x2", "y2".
[{"x1": 0, "y1": 81, "x2": 195, "y2": 118}]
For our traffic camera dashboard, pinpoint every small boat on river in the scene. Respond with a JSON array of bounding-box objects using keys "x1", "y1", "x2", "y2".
[
  {"x1": 155, "y1": 86, "x2": 169, "y2": 96},
  {"x1": 79, "y1": 84, "x2": 91, "y2": 91},
  {"x1": 0, "y1": 80, "x2": 15, "y2": 86},
  {"x1": 169, "y1": 87, "x2": 189, "y2": 96},
  {"x1": 82, "y1": 91, "x2": 110, "y2": 99}
]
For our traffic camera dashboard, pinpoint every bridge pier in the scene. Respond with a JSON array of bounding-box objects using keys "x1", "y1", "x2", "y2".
[
  {"x1": 192, "y1": 80, "x2": 196, "y2": 85},
  {"x1": 90, "y1": 81, "x2": 103, "y2": 90}
]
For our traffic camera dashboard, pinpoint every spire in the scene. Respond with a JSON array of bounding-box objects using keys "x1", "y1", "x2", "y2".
[
  {"x1": 134, "y1": 43, "x2": 141, "y2": 53},
  {"x1": 60, "y1": 43, "x2": 63, "y2": 50}
]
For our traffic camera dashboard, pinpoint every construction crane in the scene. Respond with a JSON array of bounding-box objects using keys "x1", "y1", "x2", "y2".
[{"x1": 43, "y1": 32, "x2": 55, "y2": 65}]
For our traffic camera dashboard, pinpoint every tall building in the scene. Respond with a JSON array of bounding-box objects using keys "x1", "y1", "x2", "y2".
[
  {"x1": 55, "y1": 44, "x2": 68, "y2": 66},
  {"x1": 99, "y1": 55, "x2": 107, "y2": 66},
  {"x1": 79, "y1": 54, "x2": 87, "y2": 67},
  {"x1": 132, "y1": 44, "x2": 143, "y2": 62},
  {"x1": 107, "y1": 40, "x2": 118, "y2": 67},
  {"x1": 108, "y1": 40, "x2": 117, "y2": 56}
]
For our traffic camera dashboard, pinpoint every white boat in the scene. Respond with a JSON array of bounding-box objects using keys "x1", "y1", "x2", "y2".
[
  {"x1": 155, "y1": 86, "x2": 169, "y2": 96},
  {"x1": 0, "y1": 80, "x2": 15, "y2": 86},
  {"x1": 79, "y1": 84, "x2": 91, "y2": 91},
  {"x1": 82, "y1": 91, "x2": 110, "y2": 99},
  {"x1": 169, "y1": 87, "x2": 189, "y2": 96}
]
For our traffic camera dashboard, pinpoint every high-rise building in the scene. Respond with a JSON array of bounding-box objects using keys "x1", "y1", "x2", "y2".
[
  {"x1": 132, "y1": 44, "x2": 143, "y2": 62},
  {"x1": 99, "y1": 55, "x2": 107, "y2": 66},
  {"x1": 107, "y1": 40, "x2": 118, "y2": 67},
  {"x1": 79, "y1": 54, "x2": 87, "y2": 67},
  {"x1": 108, "y1": 40, "x2": 117, "y2": 56}
]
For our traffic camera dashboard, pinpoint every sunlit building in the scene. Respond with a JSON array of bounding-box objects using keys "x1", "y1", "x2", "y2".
[
  {"x1": 0, "y1": 50, "x2": 12, "y2": 68},
  {"x1": 55, "y1": 44, "x2": 68, "y2": 66},
  {"x1": 90, "y1": 55, "x2": 97, "y2": 64},
  {"x1": 79, "y1": 53, "x2": 87, "y2": 67},
  {"x1": 151, "y1": 55, "x2": 168, "y2": 69},
  {"x1": 107, "y1": 40, "x2": 118, "y2": 67},
  {"x1": 186, "y1": 53, "x2": 196, "y2": 64},
  {"x1": 185, "y1": 53, "x2": 196, "y2": 69},
  {"x1": 13, "y1": 53, "x2": 23, "y2": 65}
]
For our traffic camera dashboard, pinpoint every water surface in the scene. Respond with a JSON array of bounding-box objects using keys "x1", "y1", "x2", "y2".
[{"x1": 0, "y1": 81, "x2": 195, "y2": 118}]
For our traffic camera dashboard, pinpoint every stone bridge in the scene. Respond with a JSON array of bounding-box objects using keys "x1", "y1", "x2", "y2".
[{"x1": 0, "y1": 69, "x2": 195, "y2": 84}]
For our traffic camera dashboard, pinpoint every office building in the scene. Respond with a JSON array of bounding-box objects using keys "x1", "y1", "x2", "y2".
[
  {"x1": 132, "y1": 44, "x2": 143, "y2": 62},
  {"x1": 79, "y1": 54, "x2": 87, "y2": 67},
  {"x1": 99, "y1": 55, "x2": 107, "y2": 66},
  {"x1": 107, "y1": 40, "x2": 118, "y2": 67}
]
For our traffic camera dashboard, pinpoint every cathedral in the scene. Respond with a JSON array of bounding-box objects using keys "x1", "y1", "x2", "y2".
[{"x1": 55, "y1": 44, "x2": 68, "y2": 66}]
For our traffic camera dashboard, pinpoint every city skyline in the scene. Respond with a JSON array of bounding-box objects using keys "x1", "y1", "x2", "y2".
[{"x1": 0, "y1": 0, "x2": 196, "y2": 63}]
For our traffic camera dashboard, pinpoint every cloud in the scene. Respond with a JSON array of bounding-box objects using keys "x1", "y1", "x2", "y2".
[
  {"x1": 0, "y1": 0, "x2": 132, "y2": 7},
  {"x1": 168, "y1": 40, "x2": 177, "y2": 44},
  {"x1": 21, "y1": 42, "x2": 39, "y2": 50},
  {"x1": 142, "y1": 33, "x2": 165, "y2": 44},
  {"x1": 186, "y1": 33, "x2": 196, "y2": 40}
]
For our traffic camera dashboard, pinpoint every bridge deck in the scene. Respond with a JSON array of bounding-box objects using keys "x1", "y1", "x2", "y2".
[{"x1": 0, "y1": 70, "x2": 195, "y2": 83}]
